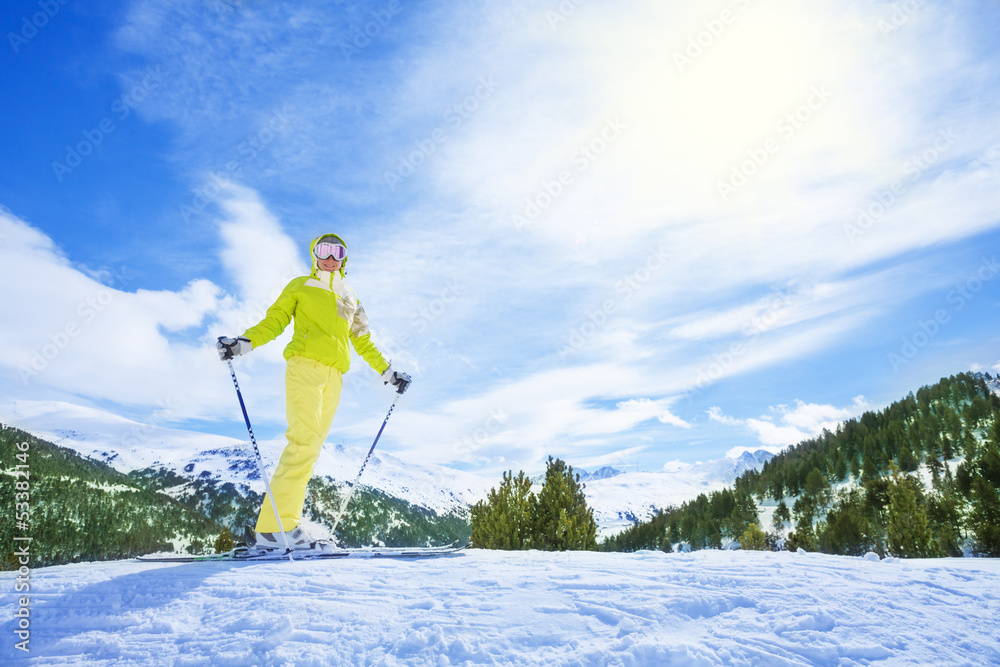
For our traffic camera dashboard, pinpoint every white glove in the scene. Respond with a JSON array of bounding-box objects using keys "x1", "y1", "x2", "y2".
[
  {"x1": 217, "y1": 336, "x2": 253, "y2": 361},
  {"x1": 381, "y1": 365, "x2": 412, "y2": 394}
]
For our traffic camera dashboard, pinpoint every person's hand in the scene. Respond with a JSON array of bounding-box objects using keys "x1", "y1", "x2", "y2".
[
  {"x1": 381, "y1": 366, "x2": 412, "y2": 394},
  {"x1": 217, "y1": 336, "x2": 253, "y2": 361}
]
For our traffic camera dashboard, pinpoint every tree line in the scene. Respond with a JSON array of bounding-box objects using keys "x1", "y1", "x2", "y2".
[{"x1": 604, "y1": 372, "x2": 1000, "y2": 557}]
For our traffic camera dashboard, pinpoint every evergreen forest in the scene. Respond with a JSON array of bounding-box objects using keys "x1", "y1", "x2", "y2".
[{"x1": 603, "y1": 372, "x2": 1000, "y2": 558}]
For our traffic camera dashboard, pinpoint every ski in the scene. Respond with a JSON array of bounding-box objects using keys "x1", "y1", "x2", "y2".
[{"x1": 135, "y1": 543, "x2": 470, "y2": 563}]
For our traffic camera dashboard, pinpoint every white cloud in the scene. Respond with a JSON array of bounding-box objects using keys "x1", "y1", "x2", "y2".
[
  {"x1": 776, "y1": 395, "x2": 868, "y2": 433},
  {"x1": 741, "y1": 419, "x2": 812, "y2": 450},
  {"x1": 382, "y1": 363, "x2": 697, "y2": 474},
  {"x1": 217, "y1": 183, "x2": 306, "y2": 306},
  {"x1": 0, "y1": 193, "x2": 310, "y2": 426},
  {"x1": 713, "y1": 396, "x2": 869, "y2": 455},
  {"x1": 706, "y1": 406, "x2": 740, "y2": 427},
  {"x1": 0, "y1": 209, "x2": 229, "y2": 418}
]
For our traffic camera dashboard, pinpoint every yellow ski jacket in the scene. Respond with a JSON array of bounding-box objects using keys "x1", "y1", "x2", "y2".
[{"x1": 242, "y1": 234, "x2": 390, "y2": 375}]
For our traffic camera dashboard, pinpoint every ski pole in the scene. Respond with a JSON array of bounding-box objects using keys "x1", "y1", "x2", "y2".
[
  {"x1": 329, "y1": 391, "x2": 403, "y2": 541},
  {"x1": 223, "y1": 354, "x2": 295, "y2": 561}
]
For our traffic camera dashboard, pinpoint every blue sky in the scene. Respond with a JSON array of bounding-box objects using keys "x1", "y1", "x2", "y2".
[{"x1": 2, "y1": 0, "x2": 1000, "y2": 477}]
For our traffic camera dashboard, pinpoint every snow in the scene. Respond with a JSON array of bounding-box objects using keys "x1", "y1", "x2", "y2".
[
  {"x1": 3, "y1": 550, "x2": 999, "y2": 665},
  {"x1": 0, "y1": 399, "x2": 240, "y2": 473},
  {"x1": 586, "y1": 450, "x2": 774, "y2": 537}
]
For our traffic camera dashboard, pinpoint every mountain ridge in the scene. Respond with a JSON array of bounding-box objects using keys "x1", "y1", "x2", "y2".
[{"x1": 1, "y1": 398, "x2": 774, "y2": 536}]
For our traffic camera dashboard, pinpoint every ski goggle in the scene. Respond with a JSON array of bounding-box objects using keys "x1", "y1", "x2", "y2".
[{"x1": 314, "y1": 242, "x2": 347, "y2": 261}]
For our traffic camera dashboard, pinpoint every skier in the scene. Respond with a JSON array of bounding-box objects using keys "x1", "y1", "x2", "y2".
[{"x1": 217, "y1": 233, "x2": 411, "y2": 552}]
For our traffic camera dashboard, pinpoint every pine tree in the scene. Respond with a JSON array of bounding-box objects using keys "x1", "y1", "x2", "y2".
[
  {"x1": 926, "y1": 485, "x2": 964, "y2": 557},
  {"x1": 772, "y1": 500, "x2": 790, "y2": 532},
  {"x1": 849, "y1": 453, "x2": 862, "y2": 481},
  {"x1": 532, "y1": 457, "x2": 597, "y2": 551},
  {"x1": 804, "y1": 467, "x2": 832, "y2": 508},
  {"x1": 470, "y1": 471, "x2": 535, "y2": 550},
  {"x1": 886, "y1": 467, "x2": 936, "y2": 557},
  {"x1": 897, "y1": 443, "x2": 919, "y2": 473},
  {"x1": 833, "y1": 450, "x2": 848, "y2": 482},
  {"x1": 739, "y1": 524, "x2": 767, "y2": 550},
  {"x1": 725, "y1": 490, "x2": 759, "y2": 539},
  {"x1": 214, "y1": 527, "x2": 235, "y2": 554},
  {"x1": 1, "y1": 551, "x2": 17, "y2": 572},
  {"x1": 926, "y1": 453, "x2": 944, "y2": 488},
  {"x1": 968, "y1": 442, "x2": 1000, "y2": 556}
]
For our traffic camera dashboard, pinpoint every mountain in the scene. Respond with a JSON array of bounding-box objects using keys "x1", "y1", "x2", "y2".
[
  {"x1": 1, "y1": 399, "x2": 776, "y2": 553},
  {"x1": 0, "y1": 400, "x2": 487, "y2": 558},
  {"x1": 1, "y1": 399, "x2": 493, "y2": 517},
  {"x1": 577, "y1": 466, "x2": 624, "y2": 482},
  {"x1": 584, "y1": 450, "x2": 774, "y2": 537},
  {"x1": 1, "y1": 399, "x2": 774, "y2": 535}
]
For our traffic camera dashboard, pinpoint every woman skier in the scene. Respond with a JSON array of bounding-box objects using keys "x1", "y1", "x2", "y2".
[{"x1": 217, "y1": 233, "x2": 411, "y2": 552}]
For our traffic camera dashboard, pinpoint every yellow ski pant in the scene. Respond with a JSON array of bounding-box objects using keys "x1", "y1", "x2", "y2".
[{"x1": 255, "y1": 355, "x2": 343, "y2": 533}]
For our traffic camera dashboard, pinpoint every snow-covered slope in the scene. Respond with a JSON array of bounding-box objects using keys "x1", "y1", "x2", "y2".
[
  {"x1": 585, "y1": 450, "x2": 774, "y2": 536},
  {"x1": 3, "y1": 550, "x2": 997, "y2": 665},
  {"x1": 2, "y1": 399, "x2": 239, "y2": 472}
]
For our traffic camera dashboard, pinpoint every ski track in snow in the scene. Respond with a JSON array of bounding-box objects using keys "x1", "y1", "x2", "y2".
[{"x1": 3, "y1": 550, "x2": 999, "y2": 666}]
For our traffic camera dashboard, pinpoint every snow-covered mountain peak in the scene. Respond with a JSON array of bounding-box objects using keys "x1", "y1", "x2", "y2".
[
  {"x1": 586, "y1": 449, "x2": 775, "y2": 536},
  {"x1": 577, "y1": 466, "x2": 624, "y2": 482}
]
